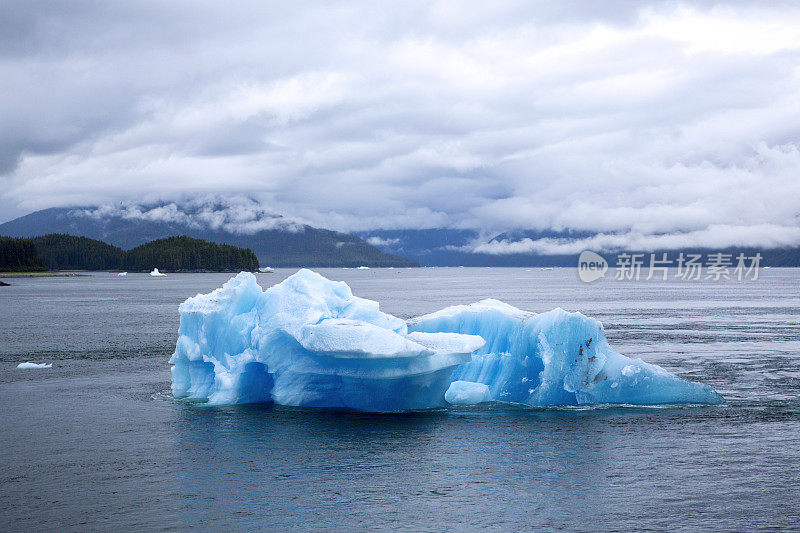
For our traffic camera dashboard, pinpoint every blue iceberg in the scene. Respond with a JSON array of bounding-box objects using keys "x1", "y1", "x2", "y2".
[
  {"x1": 409, "y1": 300, "x2": 723, "y2": 406},
  {"x1": 170, "y1": 270, "x2": 722, "y2": 411},
  {"x1": 170, "y1": 270, "x2": 484, "y2": 410}
]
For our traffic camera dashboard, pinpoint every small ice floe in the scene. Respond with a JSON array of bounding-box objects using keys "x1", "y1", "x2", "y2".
[
  {"x1": 17, "y1": 362, "x2": 52, "y2": 369},
  {"x1": 356, "y1": 266, "x2": 370, "y2": 270},
  {"x1": 259, "y1": 267, "x2": 274, "y2": 273},
  {"x1": 540, "y1": 267, "x2": 554, "y2": 271},
  {"x1": 117, "y1": 272, "x2": 128, "y2": 277},
  {"x1": 150, "y1": 268, "x2": 167, "y2": 277},
  {"x1": 445, "y1": 381, "x2": 490, "y2": 405}
]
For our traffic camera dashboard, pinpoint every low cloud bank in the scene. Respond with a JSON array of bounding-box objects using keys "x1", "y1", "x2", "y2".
[
  {"x1": 472, "y1": 224, "x2": 800, "y2": 255},
  {"x1": 74, "y1": 196, "x2": 304, "y2": 235}
]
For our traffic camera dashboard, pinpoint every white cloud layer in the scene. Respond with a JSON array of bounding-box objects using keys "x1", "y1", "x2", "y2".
[
  {"x1": 473, "y1": 224, "x2": 800, "y2": 255},
  {"x1": 2, "y1": 1, "x2": 800, "y2": 251},
  {"x1": 74, "y1": 196, "x2": 304, "y2": 234}
]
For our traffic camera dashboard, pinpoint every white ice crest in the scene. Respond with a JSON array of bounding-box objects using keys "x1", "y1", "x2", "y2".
[{"x1": 578, "y1": 251, "x2": 607, "y2": 283}]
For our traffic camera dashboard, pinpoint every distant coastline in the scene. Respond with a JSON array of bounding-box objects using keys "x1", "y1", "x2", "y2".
[
  {"x1": 0, "y1": 272, "x2": 89, "y2": 277},
  {"x1": 1, "y1": 234, "x2": 259, "y2": 273},
  {"x1": 0, "y1": 206, "x2": 418, "y2": 268}
]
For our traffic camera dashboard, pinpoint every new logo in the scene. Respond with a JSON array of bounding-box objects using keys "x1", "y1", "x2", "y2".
[{"x1": 578, "y1": 251, "x2": 607, "y2": 283}]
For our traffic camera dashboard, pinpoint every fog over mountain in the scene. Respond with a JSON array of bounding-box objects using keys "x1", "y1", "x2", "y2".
[
  {"x1": 0, "y1": 198, "x2": 416, "y2": 267},
  {"x1": 2, "y1": 2, "x2": 800, "y2": 253},
  {"x1": 73, "y1": 196, "x2": 303, "y2": 235}
]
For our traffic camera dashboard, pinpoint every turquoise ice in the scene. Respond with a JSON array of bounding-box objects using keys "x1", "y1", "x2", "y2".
[
  {"x1": 445, "y1": 380, "x2": 490, "y2": 405},
  {"x1": 170, "y1": 269, "x2": 483, "y2": 410},
  {"x1": 409, "y1": 300, "x2": 723, "y2": 406},
  {"x1": 170, "y1": 270, "x2": 722, "y2": 410}
]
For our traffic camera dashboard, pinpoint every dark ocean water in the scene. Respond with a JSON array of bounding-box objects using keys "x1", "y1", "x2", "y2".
[{"x1": 1, "y1": 268, "x2": 799, "y2": 531}]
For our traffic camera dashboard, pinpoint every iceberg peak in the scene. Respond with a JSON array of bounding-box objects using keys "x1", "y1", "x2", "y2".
[{"x1": 170, "y1": 269, "x2": 482, "y2": 409}]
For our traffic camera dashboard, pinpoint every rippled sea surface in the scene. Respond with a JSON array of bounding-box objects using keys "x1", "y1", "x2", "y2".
[{"x1": 1, "y1": 268, "x2": 799, "y2": 531}]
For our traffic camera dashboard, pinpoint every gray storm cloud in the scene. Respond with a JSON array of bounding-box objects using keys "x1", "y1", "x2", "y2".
[{"x1": 1, "y1": 1, "x2": 800, "y2": 251}]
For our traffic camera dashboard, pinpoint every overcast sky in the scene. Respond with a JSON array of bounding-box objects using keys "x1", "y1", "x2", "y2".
[{"x1": 2, "y1": 1, "x2": 800, "y2": 250}]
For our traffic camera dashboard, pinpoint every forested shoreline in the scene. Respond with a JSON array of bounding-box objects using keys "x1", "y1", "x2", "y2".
[{"x1": 0, "y1": 234, "x2": 259, "y2": 272}]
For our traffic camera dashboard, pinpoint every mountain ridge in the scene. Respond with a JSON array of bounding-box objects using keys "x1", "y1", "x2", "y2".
[{"x1": 0, "y1": 206, "x2": 417, "y2": 268}]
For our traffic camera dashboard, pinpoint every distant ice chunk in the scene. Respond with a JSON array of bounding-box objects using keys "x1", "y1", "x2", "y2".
[
  {"x1": 357, "y1": 266, "x2": 370, "y2": 270},
  {"x1": 170, "y1": 270, "x2": 483, "y2": 410},
  {"x1": 445, "y1": 381, "x2": 490, "y2": 405},
  {"x1": 117, "y1": 272, "x2": 127, "y2": 277},
  {"x1": 17, "y1": 362, "x2": 52, "y2": 369},
  {"x1": 150, "y1": 268, "x2": 166, "y2": 276},
  {"x1": 409, "y1": 300, "x2": 723, "y2": 406}
]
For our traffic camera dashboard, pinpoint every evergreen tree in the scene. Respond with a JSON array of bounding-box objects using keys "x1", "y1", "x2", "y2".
[
  {"x1": 31, "y1": 234, "x2": 124, "y2": 270},
  {"x1": 123, "y1": 236, "x2": 259, "y2": 272},
  {"x1": 0, "y1": 237, "x2": 46, "y2": 272},
  {"x1": 1, "y1": 233, "x2": 260, "y2": 272}
]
